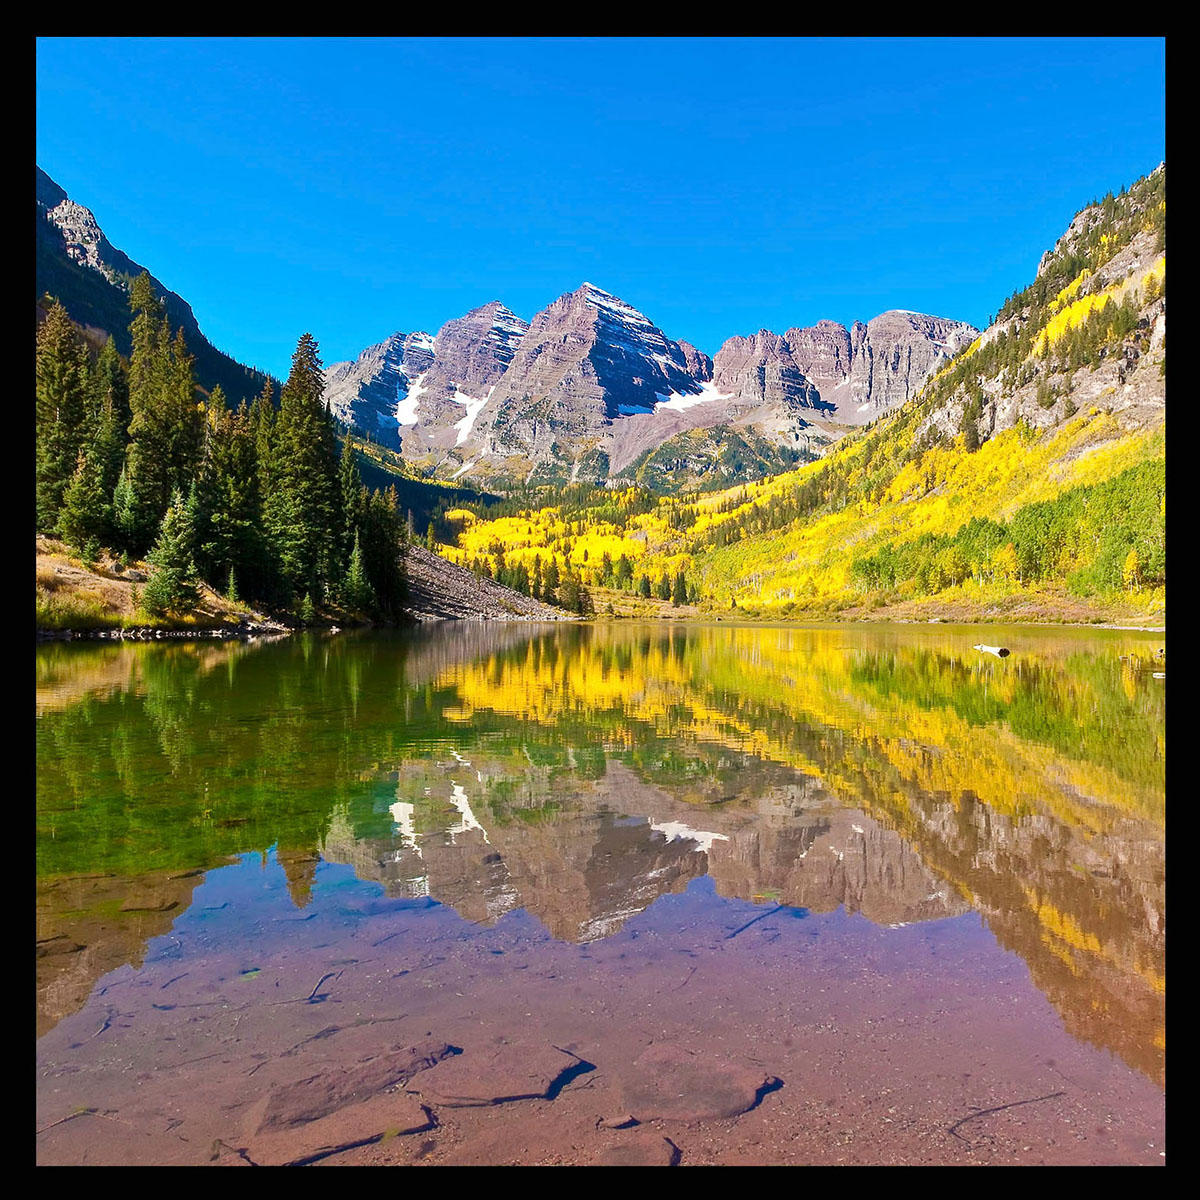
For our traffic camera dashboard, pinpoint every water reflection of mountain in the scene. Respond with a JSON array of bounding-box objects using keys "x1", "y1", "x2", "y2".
[
  {"x1": 320, "y1": 759, "x2": 967, "y2": 942},
  {"x1": 36, "y1": 623, "x2": 1164, "y2": 1083}
]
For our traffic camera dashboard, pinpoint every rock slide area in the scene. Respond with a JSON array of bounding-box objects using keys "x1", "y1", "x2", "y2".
[{"x1": 403, "y1": 544, "x2": 573, "y2": 622}]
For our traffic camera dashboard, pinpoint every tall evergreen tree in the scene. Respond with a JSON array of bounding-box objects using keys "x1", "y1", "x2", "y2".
[
  {"x1": 560, "y1": 568, "x2": 581, "y2": 613},
  {"x1": 36, "y1": 300, "x2": 90, "y2": 531},
  {"x1": 142, "y1": 489, "x2": 200, "y2": 616},
  {"x1": 339, "y1": 433, "x2": 365, "y2": 567},
  {"x1": 341, "y1": 529, "x2": 375, "y2": 613},
  {"x1": 125, "y1": 274, "x2": 176, "y2": 550},
  {"x1": 263, "y1": 333, "x2": 341, "y2": 601},
  {"x1": 88, "y1": 335, "x2": 130, "y2": 443},
  {"x1": 57, "y1": 449, "x2": 109, "y2": 555},
  {"x1": 672, "y1": 569, "x2": 688, "y2": 606},
  {"x1": 195, "y1": 388, "x2": 266, "y2": 598},
  {"x1": 90, "y1": 387, "x2": 129, "y2": 513},
  {"x1": 111, "y1": 467, "x2": 138, "y2": 555},
  {"x1": 166, "y1": 326, "x2": 202, "y2": 492},
  {"x1": 543, "y1": 556, "x2": 560, "y2": 605}
]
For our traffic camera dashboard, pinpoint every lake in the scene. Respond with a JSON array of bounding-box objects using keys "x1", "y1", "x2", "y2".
[{"x1": 36, "y1": 621, "x2": 1165, "y2": 1165}]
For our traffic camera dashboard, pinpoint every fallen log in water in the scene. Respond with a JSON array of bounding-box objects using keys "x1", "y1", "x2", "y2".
[{"x1": 973, "y1": 644, "x2": 1011, "y2": 658}]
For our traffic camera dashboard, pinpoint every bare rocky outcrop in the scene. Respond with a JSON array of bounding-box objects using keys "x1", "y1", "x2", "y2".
[
  {"x1": 845, "y1": 310, "x2": 979, "y2": 419},
  {"x1": 709, "y1": 312, "x2": 977, "y2": 429},
  {"x1": 710, "y1": 329, "x2": 831, "y2": 416},
  {"x1": 323, "y1": 303, "x2": 530, "y2": 472}
]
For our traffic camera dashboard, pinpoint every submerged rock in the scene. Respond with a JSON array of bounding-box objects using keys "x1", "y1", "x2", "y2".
[
  {"x1": 619, "y1": 1042, "x2": 779, "y2": 1123},
  {"x1": 253, "y1": 1039, "x2": 455, "y2": 1132}
]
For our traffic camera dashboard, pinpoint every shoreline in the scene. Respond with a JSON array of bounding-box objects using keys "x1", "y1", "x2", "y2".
[{"x1": 36, "y1": 613, "x2": 1167, "y2": 642}]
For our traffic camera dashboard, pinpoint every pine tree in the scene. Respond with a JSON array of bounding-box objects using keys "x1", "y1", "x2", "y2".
[
  {"x1": 89, "y1": 336, "x2": 129, "y2": 424},
  {"x1": 358, "y1": 486, "x2": 405, "y2": 619},
  {"x1": 111, "y1": 467, "x2": 138, "y2": 555},
  {"x1": 166, "y1": 326, "x2": 202, "y2": 491},
  {"x1": 90, "y1": 386, "x2": 129, "y2": 518},
  {"x1": 197, "y1": 389, "x2": 266, "y2": 598},
  {"x1": 638, "y1": 574, "x2": 652, "y2": 599},
  {"x1": 672, "y1": 569, "x2": 688, "y2": 606},
  {"x1": 57, "y1": 450, "x2": 110, "y2": 554},
  {"x1": 560, "y1": 568, "x2": 581, "y2": 613},
  {"x1": 341, "y1": 529, "x2": 375, "y2": 613},
  {"x1": 142, "y1": 490, "x2": 200, "y2": 616},
  {"x1": 36, "y1": 300, "x2": 91, "y2": 531},
  {"x1": 125, "y1": 274, "x2": 178, "y2": 551},
  {"x1": 339, "y1": 433, "x2": 365, "y2": 568},
  {"x1": 543, "y1": 557, "x2": 561, "y2": 605},
  {"x1": 88, "y1": 337, "x2": 130, "y2": 495},
  {"x1": 263, "y1": 334, "x2": 341, "y2": 601}
]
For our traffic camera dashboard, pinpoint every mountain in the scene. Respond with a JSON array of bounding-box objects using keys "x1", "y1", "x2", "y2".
[
  {"x1": 35, "y1": 167, "x2": 272, "y2": 407},
  {"x1": 327, "y1": 280, "x2": 975, "y2": 492},
  {"x1": 323, "y1": 301, "x2": 529, "y2": 470}
]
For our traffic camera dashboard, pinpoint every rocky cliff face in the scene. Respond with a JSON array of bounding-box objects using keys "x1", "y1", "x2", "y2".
[
  {"x1": 323, "y1": 303, "x2": 531, "y2": 469},
  {"x1": 324, "y1": 331, "x2": 435, "y2": 442},
  {"x1": 845, "y1": 311, "x2": 979, "y2": 418},
  {"x1": 710, "y1": 330, "x2": 831, "y2": 417},
  {"x1": 709, "y1": 312, "x2": 977, "y2": 427}
]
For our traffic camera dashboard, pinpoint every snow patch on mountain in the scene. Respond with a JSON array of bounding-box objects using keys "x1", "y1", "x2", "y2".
[
  {"x1": 396, "y1": 373, "x2": 427, "y2": 426},
  {"x1": 654, "y1": 380, "x2": 733, "y2": 412},
  {"x1": 452, "y1": 387, "x2": 493, "y2": 446}
]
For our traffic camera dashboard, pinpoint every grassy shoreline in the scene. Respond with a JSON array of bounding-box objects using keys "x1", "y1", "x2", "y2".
[{"x1": 36, "y1": 536, "x2": 289, "y2": 637}]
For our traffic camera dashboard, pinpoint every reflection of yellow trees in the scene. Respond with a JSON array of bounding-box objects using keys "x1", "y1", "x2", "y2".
[
  {"x1": 1022, "y1": 882, "x2": 1164, "y2": 995},
  {"x1": 439, "y1": 626, "x2": 1163, "y2": 830}
]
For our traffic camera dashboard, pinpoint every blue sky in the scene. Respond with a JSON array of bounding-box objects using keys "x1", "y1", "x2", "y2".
[{"x1": 36, "y1": 37, "x2": 1165, "y2": 381}]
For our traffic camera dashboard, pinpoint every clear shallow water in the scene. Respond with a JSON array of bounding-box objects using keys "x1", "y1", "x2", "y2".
[{"x1": 36, "y1": 622, "x2": 1165, "y2": 1165}]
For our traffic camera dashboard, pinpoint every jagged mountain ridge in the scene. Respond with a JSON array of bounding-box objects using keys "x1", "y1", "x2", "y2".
[
  {"x1": 327, "y1": 279, "x2": 977, "y2": 491},
  {"x1": 35, "y1": 167, "x2": 273, "y2": 407}
]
